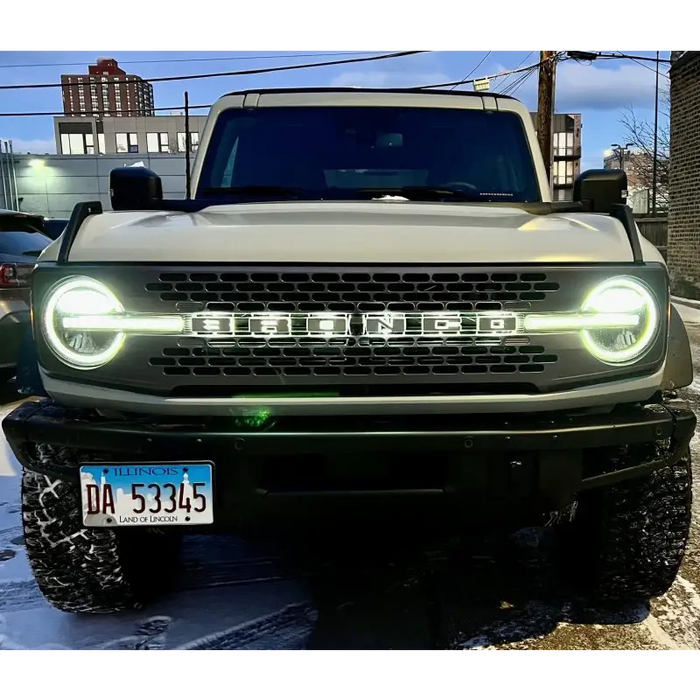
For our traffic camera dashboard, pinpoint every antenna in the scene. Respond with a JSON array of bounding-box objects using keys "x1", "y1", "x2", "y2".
[{"x1": 184, "y1": 90, "x2": 191, "y2": 199}]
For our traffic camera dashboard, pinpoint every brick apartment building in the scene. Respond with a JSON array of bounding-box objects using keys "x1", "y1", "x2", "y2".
[
  {"x1": 61, "y1": 58, "x2": 155, "y2": 120},
  {"x1": 667, "y1": 51, "x2": 700, "y2": 299}
]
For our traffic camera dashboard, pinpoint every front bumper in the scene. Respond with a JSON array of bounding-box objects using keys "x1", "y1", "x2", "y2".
[
  {"x1": 3, "y1": 399, "x2": 696, "y2": 525},
  {"x1": 0, "y1": 310, "x2": 29, "y2": 369}
]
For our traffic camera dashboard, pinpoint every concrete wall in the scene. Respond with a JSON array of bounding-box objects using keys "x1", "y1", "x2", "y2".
[
  {"x1": 668, "y1": 52, "x2": 700, "y2": 299},
  {"x1": 9, "y1": 153, "x2": 188, "y2": 218}
]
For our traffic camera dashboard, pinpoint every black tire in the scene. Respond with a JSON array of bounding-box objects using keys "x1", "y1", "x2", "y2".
[
  {"x1": 564, "y1": 450, "x2": 693, "y2": 603},
  {"x1": 22, "y1": 463, "x2": 182, "y2": 614}
]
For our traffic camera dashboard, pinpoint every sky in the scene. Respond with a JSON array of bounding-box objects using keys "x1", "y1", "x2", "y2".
[{"x1": 0, "y1": 50, "x2": 669, "y2": 169}]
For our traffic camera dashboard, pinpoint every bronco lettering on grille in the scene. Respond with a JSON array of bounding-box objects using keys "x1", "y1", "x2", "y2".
[{"x1": 189, "y1": 312, "x2": 521, "y2": 338}]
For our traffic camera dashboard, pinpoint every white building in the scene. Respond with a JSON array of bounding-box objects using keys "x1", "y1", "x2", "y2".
[
  {"x1": 53, "y1": 114, "x2": 208, "y2": 156},
  {"x1": 0, "y1": 152, "x2": 189, "y2": 218}
]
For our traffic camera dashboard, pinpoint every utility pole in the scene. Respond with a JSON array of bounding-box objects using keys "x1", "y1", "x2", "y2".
[
  {"x1": 537, "y1": 51, "x2": 557, "y2": 195},
  {"x1": 651, "y1": 49, "x2": 659, "y2": 215},
  {"x1": 611, "y1": 142, "x2": 633, "y2": 170},
  {"x1": 184, "y1": 91, "x2": 191, "y2": 200}
]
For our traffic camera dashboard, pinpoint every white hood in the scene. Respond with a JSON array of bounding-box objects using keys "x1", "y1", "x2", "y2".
[{"x1": 41, "y1": 201, "x2": 663, "y2": 265}]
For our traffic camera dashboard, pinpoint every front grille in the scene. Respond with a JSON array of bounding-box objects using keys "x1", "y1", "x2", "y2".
[
  {"x1": 144, "y1": 270, "x2": 561, "y2": 313},
  {"x1": 32, "y1": 263, "x2": 670, "y2": 396},
  {"x1": 141, "y1": 269, "x2": 561, "y2": 383}
]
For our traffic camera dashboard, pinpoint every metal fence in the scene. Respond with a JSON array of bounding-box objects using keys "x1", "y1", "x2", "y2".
[{"x1": 636, "y1": 217, "x2": 668, "y2": 258}]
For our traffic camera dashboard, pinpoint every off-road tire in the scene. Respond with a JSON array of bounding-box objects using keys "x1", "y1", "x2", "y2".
[
  {"x1": 22, "y1": 454, "x2": 182, "y2": 614},
  {"x1": 565, "y1": 450, "x2": 693, "y2": 603}
]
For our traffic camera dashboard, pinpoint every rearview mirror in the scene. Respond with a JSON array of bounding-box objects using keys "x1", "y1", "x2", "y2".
[
  {"x1": 573, "y1": 169, "x2": 628, "y2": 213},
  {"x1": 110, "y1": 167, "x2": 163, "y2": 211}
]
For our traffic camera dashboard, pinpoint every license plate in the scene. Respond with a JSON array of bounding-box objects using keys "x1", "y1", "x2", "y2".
[{"x1": 80, "y1": 463, "x2": 214, "y2": 527}]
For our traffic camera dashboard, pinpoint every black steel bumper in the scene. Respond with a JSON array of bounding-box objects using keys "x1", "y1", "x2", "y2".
[
  {"x1": 0, "y1": 310, "x2": 29, "y2": 369},
  {"x1": 2, "y1": 399, "x2": 696, "y2": 523}
]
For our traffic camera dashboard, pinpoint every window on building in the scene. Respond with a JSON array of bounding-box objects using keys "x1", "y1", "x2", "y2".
[
  {"x1": 147, "y1": 132, "x2": 169, "y2": 153},
  {"x1": 552, "y1": 160, "x2": 575, "y2": 187},
  {"x1": 116, "y1": 132, "x2": 139, "y2": 153},
  {"x1": 177, "y1": 132, "x2": 200, "y2": 152},
  {"x1": 98, "y1": 133, "x2": 106, "y2": 154},
  {"x1": 553, "y1": 131, "x2": 576, "y2": 157},
  {"x1": 60, "y1": 131, "x2": 95, "y2": 155}
]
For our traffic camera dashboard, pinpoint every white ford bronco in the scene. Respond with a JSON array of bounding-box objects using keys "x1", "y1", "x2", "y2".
[{"x1": 2, "y1": 88, "x2": 695, "y2": 614}]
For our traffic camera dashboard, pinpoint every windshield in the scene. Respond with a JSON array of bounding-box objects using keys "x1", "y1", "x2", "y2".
[
  {"x1": 196, "y1": 106, "x2": 541, "y2": 203},
  {"x1": 0, "y1": 230, "x2": 52, "y2": 257}
]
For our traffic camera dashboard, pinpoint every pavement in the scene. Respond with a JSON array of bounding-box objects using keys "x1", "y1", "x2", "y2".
[{"x1": 1, "y1": 305, "x2": 700, "y2": 649}]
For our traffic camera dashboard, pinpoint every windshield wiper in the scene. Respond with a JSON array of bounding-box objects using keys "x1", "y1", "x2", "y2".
[
  {"x1": 357, "y1": 186, "x2": 483, "y2": 201},
  {"x1": 200, "y1": 185, "x2": 307, "y2": 198},
  {"x1": 21, "y1": 250, "x2": 43, "y2": 257}
]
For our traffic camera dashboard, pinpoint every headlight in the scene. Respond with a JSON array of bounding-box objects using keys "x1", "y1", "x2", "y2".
[
  {"x1": 580, "y1": 276, "x2": 659, "y2": 364},
  {"x1": 522, "y1": 276, "x2": 660, "y2": 365},
  {"x1": 42, "y1": 277, "x2": 126, "y2": 369}
]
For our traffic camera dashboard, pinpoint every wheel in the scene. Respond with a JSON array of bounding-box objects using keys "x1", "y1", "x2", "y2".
[
  {"x1": 21, "y1": 448, "x2": 182, "y2": 614},
  {"x1": 563, "y1": 450, "x2": 693, "y2": 602}
]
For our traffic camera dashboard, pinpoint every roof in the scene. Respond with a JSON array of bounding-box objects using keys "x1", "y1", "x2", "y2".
[
  {"x1": 222, "y1": 86, "x2": 518, "y2": 101},
  {"x1": 670, "y1": 51, "x2": 700, "y2": 73}
]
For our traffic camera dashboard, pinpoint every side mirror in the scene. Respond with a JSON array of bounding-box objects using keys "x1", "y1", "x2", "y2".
[
  {"x1": 109, "y1": 167, "x2": 163, "y2": 211},
  {"x1": 573, "y1": 169, "x2": 628, "y2": 213}
]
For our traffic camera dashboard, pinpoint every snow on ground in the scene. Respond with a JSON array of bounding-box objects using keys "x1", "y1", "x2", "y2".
[{"x1": 2, "y1": 307, "x2": 700, "y2": 649}]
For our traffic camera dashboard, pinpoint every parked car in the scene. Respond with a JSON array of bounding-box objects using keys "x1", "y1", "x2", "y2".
[
  {"x1": 0, "y1": 210, "x2": 53, "y2": 382},
  {"x1": 41, "y1": 218, "x2": 69, "y2": 240}
]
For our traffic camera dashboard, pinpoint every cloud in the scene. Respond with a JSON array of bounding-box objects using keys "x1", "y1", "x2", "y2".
[
  {"x1": 328, "y1": 51, "x2": 451, "y2": 88},
  {"x1": 555, "y1": 61, "x2": 664, "y2": 111},
  {"x1": 330, "y1": 71, "x2": 451, "y2": 89},
  {"x1": 0, "y1": 138, "x2": 56, "y2": 155},
  {"x1": 491, "y1": 60, "x2": 664, "y2": 113},
  {"x1": 330, "y1": 59, "x2": 663, "y2": 113}
]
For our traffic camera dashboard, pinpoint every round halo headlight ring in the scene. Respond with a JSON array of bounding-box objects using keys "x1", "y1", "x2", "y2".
[
  {"x1": 580, "y1": 276, "x2": 659, "y2": 365},
  {"x1": 42, "y1": 276, "x2": 126, "y2": 370}
]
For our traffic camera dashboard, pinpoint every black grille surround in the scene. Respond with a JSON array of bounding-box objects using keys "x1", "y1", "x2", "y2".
[{"x1": 32, "y1": 263, "x2": 669, "y2": 397}]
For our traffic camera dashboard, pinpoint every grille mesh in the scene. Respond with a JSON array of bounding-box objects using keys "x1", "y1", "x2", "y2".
[
  {"x1": 143, "y1": 269, "x2": 562, "y2": 381},
  {"x1": 145, "y1": 270, "x2": 560, "y2": 313},
  {"x1": 149, "y1": 340, "x2": 558, "y2": 379}
]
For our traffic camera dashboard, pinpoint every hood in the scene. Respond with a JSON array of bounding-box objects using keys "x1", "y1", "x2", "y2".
[{"x1": 42, "y1": 201, "x2": 661, "y2": 265}]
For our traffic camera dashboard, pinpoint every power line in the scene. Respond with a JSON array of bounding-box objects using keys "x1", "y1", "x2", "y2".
[
  {"x1": 611, "y1": 51, "x2": 670, "y2": 78},
  {"x1": 595, "y1": 52, "x2": 671, "y2": 64},
  {"x1": 498, "y1": 53, "x2": 549, "y2": 95},
  {"x1": 0, "y1": 55, "x2": 561, "y2": 118},
  {"x1": 493, "y1": 51, "x2": 533, "y2": 91},
  {"x1": 449, "y1": 51, "x2": 491, "y2": 91},
  {"x1": 502, "y1": 66, "x2": 538, "y2": 96},
  {"x1": 0, "y1": 105, "x2": 211, "y2": 118},
  {"x1": 0, "y1": 50, "x2": 429, "y2": 92},
  {"x1": 413, "y1": 53, "x2": 563, "y2": 90},
  {"x1": 0, "y1": 52, "x2": 379, "y2": 71}
]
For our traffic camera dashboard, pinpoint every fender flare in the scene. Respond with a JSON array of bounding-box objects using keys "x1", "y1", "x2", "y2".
[
  {"x1": 14, "y1": 326, "x2": 48, "y2": 398},
  {"x1": 662, "y1": 305, "x2": 694, "y2": 391}
]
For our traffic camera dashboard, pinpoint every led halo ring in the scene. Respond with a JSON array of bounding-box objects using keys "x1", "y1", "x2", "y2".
[
  {"x1": 42, "y1": 276, "x2": 126, "y2": 370},
  {"x1": 580, "y1": 276, "x2": 659, "y2": 364}
]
